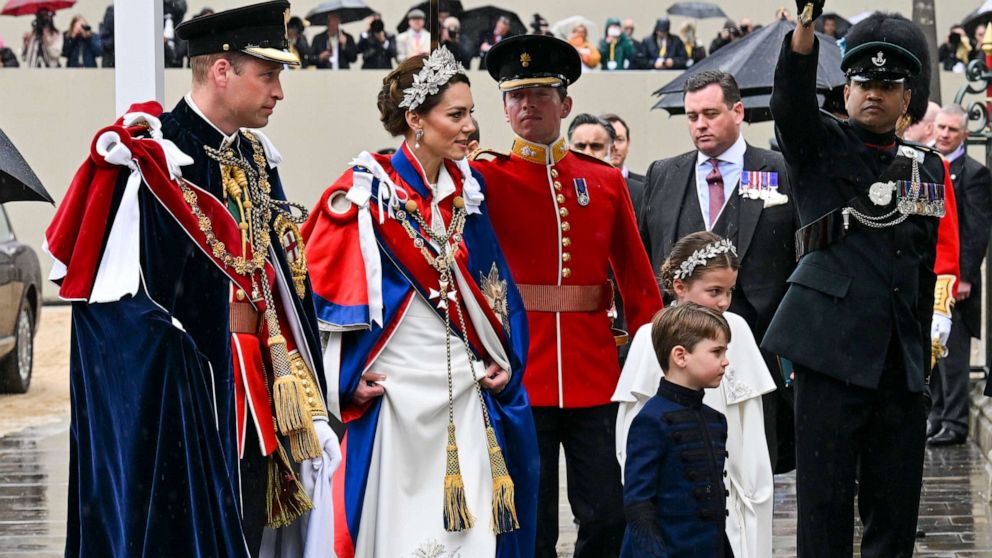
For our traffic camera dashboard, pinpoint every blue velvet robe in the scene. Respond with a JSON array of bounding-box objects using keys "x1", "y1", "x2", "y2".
[{"x1": 64, "y1": 99, "x2": 326, "y2": 558}]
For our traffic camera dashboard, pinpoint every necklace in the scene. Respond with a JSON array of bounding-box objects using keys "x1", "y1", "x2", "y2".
[{"x1": 395, "y1": 195, "x2": 519, "y2": 534}]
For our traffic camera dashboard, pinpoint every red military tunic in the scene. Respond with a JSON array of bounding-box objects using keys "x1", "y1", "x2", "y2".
[{"x1": 473, "y1": 136, "x2": 663, "y2": 408}]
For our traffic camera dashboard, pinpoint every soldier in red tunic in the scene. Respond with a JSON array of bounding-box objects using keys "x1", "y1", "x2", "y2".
[{"x1": 471, "y1": 35, "x2": 664, "y2": 557}]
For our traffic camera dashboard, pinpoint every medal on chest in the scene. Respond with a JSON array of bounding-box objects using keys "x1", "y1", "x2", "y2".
[{"x1": 573, "y1": 178, "x2": 590, "y2": 206}]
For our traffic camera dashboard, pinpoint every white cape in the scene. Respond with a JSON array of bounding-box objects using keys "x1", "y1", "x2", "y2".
[{"x1": 612, "y1": 312, "x2": 776, "y2": 558}]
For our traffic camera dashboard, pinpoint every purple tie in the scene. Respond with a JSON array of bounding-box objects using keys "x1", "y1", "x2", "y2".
[{"x1": 706, "y1": 158, "x2": 725, "y2": 227}]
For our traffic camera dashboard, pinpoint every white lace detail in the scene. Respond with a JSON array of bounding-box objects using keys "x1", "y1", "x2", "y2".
[
  {"x1": 407, "y1": 539, "x2": 462, "y2": 558},
  {"x1": 722, "y1": 366, "x2": 756, "y2": 404}
]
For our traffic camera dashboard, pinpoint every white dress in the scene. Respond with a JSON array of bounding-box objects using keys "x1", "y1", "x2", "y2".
[
  {"x1": 612, "y1": 311, "x2": 776, "y2": 558},
  {"x1": 352, "y1": 166, "x2": 510, "y2": 558}
]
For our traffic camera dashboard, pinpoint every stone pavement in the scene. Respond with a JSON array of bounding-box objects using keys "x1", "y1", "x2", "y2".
[{"x1": 2, "y1": 421, "x2": 991, "y2": 557}]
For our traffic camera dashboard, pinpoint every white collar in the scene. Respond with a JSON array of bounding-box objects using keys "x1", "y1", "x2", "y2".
[
  {"x1": 405, "y1": 144, "x2": 456, "y2": 202},
  {"x1": 185, "y1": 93, "x2": 240, "y2": 148},
  {"x1": 696, "y1": 133, "x2": 746, "y2": 166}
]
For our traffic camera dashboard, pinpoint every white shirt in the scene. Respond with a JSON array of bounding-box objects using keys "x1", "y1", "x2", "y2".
[
  {"x1": 944, "y1": 143, "x2": 966, "y2": 164},
  {"x1": 695, "y1": 133, "x2": 746, "y2": 228},
  {"x1": 328, "y1": 32, "x2": 340, "y2": 69}
]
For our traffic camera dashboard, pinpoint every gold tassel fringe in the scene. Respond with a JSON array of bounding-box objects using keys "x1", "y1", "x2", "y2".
[
  {"x1": 443, "y1": 423, "x2": 474, "y2": 532},
  {"x1": 289, "y1": 423, "x2": 322, "y2": 463},
  {"x1": 266, "y1": 441, "x2": 314, "y2": 528},
  {"x1": 485, "y1": 426, "x2": 519, "y2": 534},
  {"x1": 273, "y1": 373, "x2": 309, "y2": 433},
  {"x1": 272, "y1": 374, "x2": 321, "y2": 461}
]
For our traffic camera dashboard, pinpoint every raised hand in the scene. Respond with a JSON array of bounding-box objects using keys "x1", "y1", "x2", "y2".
[{"x1": 795, "y1": 0, "x2": 825, "y2": 26}]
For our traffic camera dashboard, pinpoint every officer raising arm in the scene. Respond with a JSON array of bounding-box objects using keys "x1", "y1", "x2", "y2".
[{"x1": 763, "y1": 3, "x2": 959, "y2": 557}]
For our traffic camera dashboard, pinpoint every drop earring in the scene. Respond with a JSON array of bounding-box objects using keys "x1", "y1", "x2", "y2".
[{"x1": 415, "y1": 128, "x2": 424, "y2": 149}]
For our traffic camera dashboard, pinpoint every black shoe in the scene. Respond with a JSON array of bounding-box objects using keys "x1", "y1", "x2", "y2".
[
  {"x1": 927, "y1": 428, "x2": 967, "y2": 447},
  {"x1": 926, "y1": 420, "x2": 940, "y2": 438}
]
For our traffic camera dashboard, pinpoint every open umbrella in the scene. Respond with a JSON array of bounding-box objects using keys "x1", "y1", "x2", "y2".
[
  {"x1": 306, "y1": 0, "x2": 375, "y2": 25},
  {"x1": 1, "y1": 0, "x2": 74, "y2": 16},
  {"x1": 652, "y1": 18, "x2": 845, "y2": 122},
  {"x1": 963, "y1": 0, "x2": 992, "y2": 38},
  {"x1": 396, "y1": 0, "x2": 464, "y2": 33},
  {"x1": 814, "y1": 12, "x2": 851, "y2": 38},
  {"x1": 666, "y1": 1, "x2": 727, "y2": 20},
  {"x1": 848, "y1": 11, "x2": 873, "y2": 26},
  {"x1": 0, "y1": 129, "x2": 52, "y2": 204},
  {"x1": 551, "y1": 15, "x2": 597, "y2": 43},
  {"x1": 458, "y1": 6, "x2": 525, "y2": 53}
]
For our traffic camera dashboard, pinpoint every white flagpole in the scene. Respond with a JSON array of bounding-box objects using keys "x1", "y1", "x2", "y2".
[{"x1": 114, "y1": 0, "x2": 165, "y2": 116}]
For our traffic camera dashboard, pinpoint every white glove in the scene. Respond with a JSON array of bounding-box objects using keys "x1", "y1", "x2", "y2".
[
  {"x1": 932, "y1": 313, "x2": 952, "y2": 355},
  {"x1": 300, "y1": 418, "x2": 342, "y2": 558}
]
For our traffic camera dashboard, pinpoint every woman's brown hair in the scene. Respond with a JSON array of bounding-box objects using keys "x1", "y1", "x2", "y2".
[{"x1": 377, "y1": 54, "x2": 471, "y2": 137}]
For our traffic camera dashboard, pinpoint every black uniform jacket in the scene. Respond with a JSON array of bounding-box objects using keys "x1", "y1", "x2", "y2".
[{"x1": 762, "y1": 33, "x2": 943, "y2": 393}]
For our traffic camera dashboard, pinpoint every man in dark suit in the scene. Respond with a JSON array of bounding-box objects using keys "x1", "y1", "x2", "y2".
[
  {"x1": 639, "y1": 69, "x2": 798, "y2": 473},
  {"x1": 602, "y1": 113, "x2": 645, "y2": 212},
  {"x1": 928, "y1": 103, "x2": 992, "y2": 446},
  {"x1": 312, "y1": 13, "x2": 357, "y2": 69}
]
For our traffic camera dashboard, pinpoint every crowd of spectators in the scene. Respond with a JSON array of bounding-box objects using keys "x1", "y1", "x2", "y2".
[{"x1": 8, "y1": 3, "x2": 988, "y2": 74}]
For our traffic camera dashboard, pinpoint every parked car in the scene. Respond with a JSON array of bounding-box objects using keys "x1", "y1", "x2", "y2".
[{"x1": 0, "y1": 204, "x2": 41, "y2": 393}]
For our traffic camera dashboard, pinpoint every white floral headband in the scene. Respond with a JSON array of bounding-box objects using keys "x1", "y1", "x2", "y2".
[
  {"x1": 673, "y1": 238, "x2": 738, "y2": 281},
  {"x1": 399, "y1": 46, "x2": 467, "y2": 112}
]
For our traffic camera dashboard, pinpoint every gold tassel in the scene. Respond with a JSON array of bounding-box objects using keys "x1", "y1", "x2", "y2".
[
  {"x1": 485, "y1": 426, "x2": 519, "y2": 534},
  {"x1": 273, "y1": 373, "x2": 322, "y2": 461},
  {"x1": 266, "y1": 440, "x2": 314, "y2": 528},
  {"x1": 443, "y1": 422, "x2": 474, "y2": 531},
  {"x1": 273, "y1": 373, "x2": 309, "y2": 433},
  {"x1": 289, "y1": 424, "x2": 322, "y2": 463}
]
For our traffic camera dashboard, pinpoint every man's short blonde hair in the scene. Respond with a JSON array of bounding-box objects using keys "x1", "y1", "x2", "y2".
[{"x1": 191, "y1": 52, "x2": 251, "y2": 84}]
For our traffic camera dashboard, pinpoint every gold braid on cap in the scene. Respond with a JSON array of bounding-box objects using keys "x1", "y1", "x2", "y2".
[{"x1": 399, "y1": 46, "x2": 467, "y2": 111}]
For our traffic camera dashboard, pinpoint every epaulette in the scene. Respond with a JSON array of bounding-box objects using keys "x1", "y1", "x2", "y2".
[
  {"x1": 569, "y1": 148, "x2": 617, "y2": 168},
  {"x1": 899, "y1": 139, "x2": 941, "y2": 158},
  {"x1": 470, "y1": 147, "x2": 509, "y2": 161}
]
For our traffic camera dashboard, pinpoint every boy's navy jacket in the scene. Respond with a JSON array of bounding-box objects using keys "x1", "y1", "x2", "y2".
[{"x1": 621, "y1": 378, "x2": 730, "y2": 557}]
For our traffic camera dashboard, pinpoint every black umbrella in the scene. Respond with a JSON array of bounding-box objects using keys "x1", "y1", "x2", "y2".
[
  {"x1": 0, "y1": 128, "x2": 52, "y2": 204},
  {"x1": 963, "y1": 0, "x2": 992, "y2": 39},
  {"x1": 306, "y1": 0, "x2": 375, "y2": 25},
  {"x1": 666, "y1": 1, "x2": 727, "y2": 20},
  {"x1": 813, "y1": 12, "x2": 851, "y2": 39},
  {"x1": 396, "y1": 0, "x2": 464, "y2": 33},
  {"x1": 652, "y1": 18, "x2": 845, "y2": 122},
  {"x1": 458, "y1": 6, "x2": 525, "y2": 52}
]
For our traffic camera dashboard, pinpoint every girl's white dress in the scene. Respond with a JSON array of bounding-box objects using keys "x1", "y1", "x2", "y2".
[{"x1": 613, "y1": 311, "x2": 776, "y2": 558}]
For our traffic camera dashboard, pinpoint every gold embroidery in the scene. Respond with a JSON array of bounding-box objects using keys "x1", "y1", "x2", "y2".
[
  {"x1": 274, "y1": 214, "x2": 309, "y2": 299},
  {"x1": 480, "y1": 263, "x2": 510, "y2": 334}
]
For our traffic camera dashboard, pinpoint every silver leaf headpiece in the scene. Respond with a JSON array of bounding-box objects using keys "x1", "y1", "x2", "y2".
[
  {"x1": 399, "y1": 46, "x2": 467, "y2": 111},
  {"x1": 673, "y1": 239, "x2": 738, "y2": 281}
]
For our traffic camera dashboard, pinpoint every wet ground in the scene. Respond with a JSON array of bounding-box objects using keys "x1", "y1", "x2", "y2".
[
  {"x1": 1, "y1": 420, "x2": 990, "y2": 557},
  {"x1": 552, "y1": 442, "x2": 992, "y2": 556}
]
